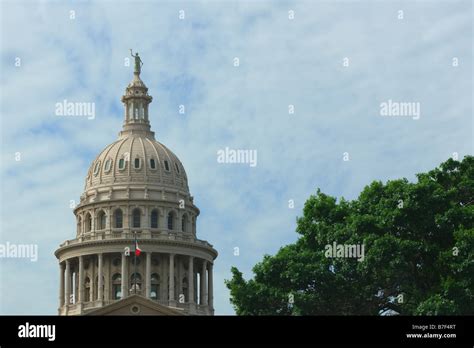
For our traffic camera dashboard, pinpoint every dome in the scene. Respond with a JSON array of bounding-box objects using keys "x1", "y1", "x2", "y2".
[
  {"x1": 85, "y1": 135, "x2": 189, "y2": 193},
  {"x1": 81, "y1": 56, "x2": 190, "y2": 198}
]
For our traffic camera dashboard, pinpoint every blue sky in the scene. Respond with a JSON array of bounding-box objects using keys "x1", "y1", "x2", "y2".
[{"x1": 0, "y1": 0, "x2": 472, "y2": 315}]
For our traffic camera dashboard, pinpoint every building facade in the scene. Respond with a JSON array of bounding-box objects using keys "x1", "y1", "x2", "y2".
[{"x1": 55, "y1": 56, "x2": 217, "y2": 315}]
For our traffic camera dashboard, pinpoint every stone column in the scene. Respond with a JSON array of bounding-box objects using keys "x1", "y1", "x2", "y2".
[
  {"x1": 200, "y1": 260, "x2": 208, "y2": 306},
  {"x1": 91, "y1": 214, "x2": 96, "y2": 234},
  {"x1": 65, "y1": 259, "x2": 71, "y2": 305},
  {"x1": 169, "y1": 253, "x2": 175, "y2": 305},
  {"x1": 145, "y1": 252, "x2": 151, "y2": 298},
  {"x1": 177, "y1": 256, "x2": 182, "y2": 302},
  {"x1": 121, "y1": 252, "x2": 128, "y2": 298},
  {"x1": 98, "y1": 253, "x2": 103, "y2": 301},
  {"x1": 179, "y1": 215, "x2": 184, "y2": 234},
  {"x1": 75, "y1": 271, "x2": 79, "y2": 303},
  {"x1": 161, "y1": 254, "x2": 166, "y2": 300},
  {"x1": 106, "y1": 208, "x2": 111, "y2": 233},
  {"x1": 188, "y1": 256, "x2": 194, "y2": 304},
  {"x1": 105, "y1": 256, "x2": 110, "y2": 301},
  {"x1": 59, "y1": 262, "x2": 65, "y2": 307},
  {"x1": 208, "y1": 262, "x2": 214, "y2": 309},
  {"x1": 124, "y1": 207, "x2": 130, "y2": 236},
  {"x1": 78, "y1": 256, "x2": 84, "y2": 303},
  {"x1": 91, "y1": 258, "x2": 95, "y2": 301},
  {"x1": 194, "y1": 270, "x2": 198, "y2": 303}
]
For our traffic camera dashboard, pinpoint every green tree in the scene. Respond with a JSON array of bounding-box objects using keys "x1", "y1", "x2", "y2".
[{"x1": 226, "y1": 156, "x2": 474, "y2": 315}]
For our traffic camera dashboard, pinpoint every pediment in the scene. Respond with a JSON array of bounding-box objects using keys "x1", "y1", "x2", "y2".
[{"x1": 85, "y1": 295, "x2": 185, "y2": 316}]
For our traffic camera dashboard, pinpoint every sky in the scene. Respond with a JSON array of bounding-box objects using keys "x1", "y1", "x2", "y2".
[{"x1": 0, "y1": 0, "x2": 472, "y2": 315}]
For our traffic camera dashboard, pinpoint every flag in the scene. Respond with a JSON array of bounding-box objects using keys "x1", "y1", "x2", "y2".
[{"x1": 134, "y1": 234, "x2": 141, "y2": 256}]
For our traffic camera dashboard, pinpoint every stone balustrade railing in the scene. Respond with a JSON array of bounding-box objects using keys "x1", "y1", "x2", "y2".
[{"x1": 59, "y1": 230, "x2": 213, "y2": 249}]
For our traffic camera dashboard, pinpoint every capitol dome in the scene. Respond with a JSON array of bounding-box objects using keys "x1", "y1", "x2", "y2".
[
  {"x1": 85, "y1": 135, "x2": 189, "y2": 193},
  {"x1": 55, "y1": 53, "x2": 217, "y2": 316}
]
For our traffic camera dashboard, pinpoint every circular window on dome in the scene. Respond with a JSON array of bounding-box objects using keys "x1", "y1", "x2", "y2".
[
  {"x1": 93, "y1": 161, "x2": 101, "y2": 176},
  {"x1": 104, "y1": 158, "x2": 113, "y2": 173}
]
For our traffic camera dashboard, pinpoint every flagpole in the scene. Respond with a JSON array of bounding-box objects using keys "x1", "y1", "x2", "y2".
[{"x1": 134, "y1": 231, "x2": 137, "y2": 295}]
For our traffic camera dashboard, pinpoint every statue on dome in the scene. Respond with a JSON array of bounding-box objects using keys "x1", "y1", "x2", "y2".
[{"x1": 130, "y1": 49, "x2": 143, "y2": 74}]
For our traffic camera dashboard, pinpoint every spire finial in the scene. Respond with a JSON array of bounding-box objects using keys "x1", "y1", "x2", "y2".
[
  {"x1": 130, "y1": 49, "x2": 143, "y2": 75},
  {"x1": 120, "y1": 51, "x2": 154, "y2": 139}
]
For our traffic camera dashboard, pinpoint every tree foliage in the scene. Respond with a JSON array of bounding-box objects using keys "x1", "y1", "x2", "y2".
[{"x1": 226, "y1": 157, "x2": 474, "y2": 315}]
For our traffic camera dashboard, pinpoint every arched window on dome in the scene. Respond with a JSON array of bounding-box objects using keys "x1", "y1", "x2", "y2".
[
  {"x1": 164, "y1": 160, "x2": 170, "y2": 172},
  {"x1": 149, "y1": 158, "x2": 156, "y2": 170},
  {"x1": 132, "y1": 208, "x2": 141, "y2": 228},
  {"x1": 181, "y1": 214, "x2": 188, "y2": 232},
  {"x1": 112, "y1": 273, "x2": 122, "y2": 299},
  {"x1": 104, "y1": 158, "x2": 112, "y2": 173},
  {"x1": 128, "y1": 103, "x2": 133, "y2": 121},
  {"x1": 150, "y1": 273, "x2": 160, "y2": 300},
  {"x1": 134, "y1": 105, "x2": 139, "y2": 119},
  {"x1": 182, "y1": 277, "x2": 188, "y2": 302},
  {"x1": 84, "y1": 277, "x2": 91, "y2": 302},
  {"x1": 93, "y1": 160, "x2": 101, "y2": 176},
  {"x1": 167, "y1": 212, "x2": 175, "y2": 230},
  {"x1": 77, "y1": 216, "x2": 82, "y2": 235},
  {"x1": 139, "y1": 103, "x2": 145, "y2": 119},
  {"x1": 150, "y1": 209, "x2": 159, "y2": 229},
  {"x1": 114, "y1": 209, "x2": 123, "y2": 229},
  {"x1": 134, "y1": 158, "x2": 140, "y2": 169},
  {"x1": 130, "y1": 273, "x2": 142, "y2": 293},
  {"x1": 174, "y1": 162, "x2": 180, "y2": 174},
  {"x1": 85, "y1": 213, "x2": 92, "y2": 233},
  {"x1": 118, "y1": 157, "x2": 126, "y2": 171},
  {"x1": 97, "y1": 210, "x2": 106, "y2": 230}
]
